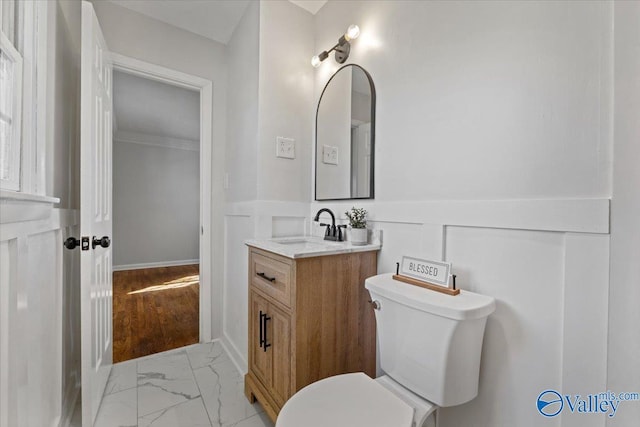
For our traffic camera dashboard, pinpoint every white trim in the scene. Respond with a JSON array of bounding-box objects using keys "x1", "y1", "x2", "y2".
[
  {"x1": 36, "y1": 0, "x2": 50, "y2": 195},
  {"x1": 220, "y1": 335, "x2": 247, "y2": 375},
  {"x1": 0, "y1": 195, "x2": 58, "y2": 224},
  {"x1": 310, "y1": 198, "x2": 610, "y2": 234},
  {"x1": 110, "y1": 53, "x2": 214, "y2": 343},
  {"x1": 113, "y1": 259, "x2": 199, "y2": 272},
  {"x1": 114, "y1": 130, "x2": 199, "y2": 152},
  {"x1": 0, "y1": 208, "x2": 77, "y2": 240},
  {"x1": 110, "y1": 53, "x2": 211, "y2": 91},
  {"x1": 0, "y1": 29, "x2": 23, "y2": 191},
  {"x1": 0, "y1": 189, "x2": 59, "y2": 203}
]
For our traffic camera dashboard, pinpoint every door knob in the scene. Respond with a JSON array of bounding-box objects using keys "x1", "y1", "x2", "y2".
[
  {"x1": 92, "y1": 236, "x2": 111, "y2": 249},
  {"x1": 64, "y1": 237, "x2": 80, "y2": 250}
]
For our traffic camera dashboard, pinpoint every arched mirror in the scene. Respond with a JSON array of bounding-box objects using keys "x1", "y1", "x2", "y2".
[{"x1": 315, "y1": 64, "x2": 375, "y2": 200}]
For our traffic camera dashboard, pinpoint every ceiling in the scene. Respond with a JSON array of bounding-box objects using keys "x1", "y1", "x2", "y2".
[
  {"x1": 107, "y1": 1, "x2": 327, "y2": 44},
  {"x1": 113, "y1": 71, "x2": 200, "y2": 145},
  {"x1": 289, "y1": 0, "x2": 327, "y2": 14},
  {"x1": 107, "y1": 0, "x2": 251, "y2": 44}
]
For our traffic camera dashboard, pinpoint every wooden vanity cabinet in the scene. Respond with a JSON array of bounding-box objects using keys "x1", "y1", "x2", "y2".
[{"x1": 244, "y1": 246, "x2": 378, "y2": 422}]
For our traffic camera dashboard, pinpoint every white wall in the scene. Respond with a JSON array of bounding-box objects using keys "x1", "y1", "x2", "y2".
[
  {"x1": 607, "y1": 2, "x2": 640, "y2": 426},
  {"x1": 256, "y1": 0, "x2": 314, "y2": 202},
  {"x1": 91, "y1": 0, "x2": 227, "y2": 339},
  {"x1": 223, "y1": 0, "x2": 260, "y2": 367},
  {"x1": 112, "y1": 141, "x2": 199, "y2": 269},
  {"x1": 0, "y1": 1, "x2": 81, "y2": 426},
  {"x1": 310, "y1": 1, "x2": 615, "y2": 427},
  {"x1": 315, "y1": 0, "x2": 612, "y2": 201},
  {"x1": 226, "y1": 0, "x2": 259, "y2": 203},
  {"x1": 223, "y1": 0, "x2": 314, "y2": 370}
]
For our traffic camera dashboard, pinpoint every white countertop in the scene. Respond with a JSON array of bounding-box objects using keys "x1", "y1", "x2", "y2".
[{"x1": 245, "y1": 236, "x2": 381, "y2": 259}]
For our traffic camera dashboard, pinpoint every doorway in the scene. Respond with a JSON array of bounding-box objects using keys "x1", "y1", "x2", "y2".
[{"x1": 110, "y1": 54, "x2": 213, "y2": 362}]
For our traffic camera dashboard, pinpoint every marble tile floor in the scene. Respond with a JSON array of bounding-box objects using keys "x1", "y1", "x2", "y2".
[{"x1": 79, "y1": 341, "x2": 274, "y2": 427}]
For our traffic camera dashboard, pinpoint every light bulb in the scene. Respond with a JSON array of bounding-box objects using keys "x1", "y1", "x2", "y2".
[
  {"x1": 311, "y1": 55, "x2": 322, "y2": 68},
  {"x1": 345, "y1": 24, "x2": 360, "y2": 41}
]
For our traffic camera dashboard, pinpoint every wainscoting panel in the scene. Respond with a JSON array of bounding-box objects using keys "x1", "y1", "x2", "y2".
[
  {"x1": 560, "y1": 233, "x2": 609, "y2": 427},
  {"x1": 222, "y1": 214, "x2": 254, "y2": 372},
  {"x1": 222, "y1": 198, "x2": 610, "y2": 427},
  {"x1": 27, "y1": 230, "x2": 63, "y2": 427},
  {"x1": 0, "y1": 209, "x2": 79, "y2": 427},
  {"x1": 272, "y1": 216, "x2": 306, "y2": 238},
  {"x1": 440, "y1": 226, "x2": 565, "y2": 426},
  {"x1": 223, "y1": 201, "x2": 309, "y2": 373}
]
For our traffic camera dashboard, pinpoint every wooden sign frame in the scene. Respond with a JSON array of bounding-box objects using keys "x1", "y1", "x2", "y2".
[{"x1": 393, "y1": 274, "x2": 460, "y2": 296}]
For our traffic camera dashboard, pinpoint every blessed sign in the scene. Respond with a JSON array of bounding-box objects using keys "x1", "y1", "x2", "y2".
[{"x1": 400, "y1": 256, "x2": 451, "y2": 288}]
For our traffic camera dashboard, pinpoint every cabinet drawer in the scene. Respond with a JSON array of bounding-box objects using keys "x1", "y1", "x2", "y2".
[{"x1": 251, "y1": 251, "x2": 292, "y2": 308}]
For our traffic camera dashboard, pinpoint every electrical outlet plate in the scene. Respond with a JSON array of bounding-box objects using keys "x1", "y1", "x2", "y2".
[
  {"x1": 276, "y1": 137, "x2": 295, "y2": 159},
  {"x1": 323, "y1": 145, "x2": 338, "y2": 165}
]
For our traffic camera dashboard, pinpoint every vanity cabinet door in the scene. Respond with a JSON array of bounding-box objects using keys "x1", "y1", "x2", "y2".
[
  {"x1": 268, "y1": 303, "x2": 291, "y2": 407},
  {"x1": 250, "y1": 291, "x2": 271, "y2": 388}
]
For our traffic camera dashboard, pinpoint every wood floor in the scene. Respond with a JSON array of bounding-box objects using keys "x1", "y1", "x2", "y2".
[{"x1": 113, "y1": 264, "x2": 199, "y2": 363}]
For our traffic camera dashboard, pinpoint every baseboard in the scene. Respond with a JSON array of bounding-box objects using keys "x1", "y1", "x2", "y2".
[
  {"x1": 220, "y1": 334, "x2": 247, "y2": 375},
  {"x1": 58, "y1": 381, "x2": 80, "y2": 427},
  {"x1": 113, "y1": 259, "x2": 199, "y2": 271}
]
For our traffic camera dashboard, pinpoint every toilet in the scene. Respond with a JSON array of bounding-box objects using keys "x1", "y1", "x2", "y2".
[{"x1": 276, "y1": 273, "x2": 496, "y2": 427}]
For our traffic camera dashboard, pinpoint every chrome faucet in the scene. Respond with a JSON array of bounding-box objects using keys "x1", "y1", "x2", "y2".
[{"x1": 313, "y1": 208, "x2": 346, "y2": 241}]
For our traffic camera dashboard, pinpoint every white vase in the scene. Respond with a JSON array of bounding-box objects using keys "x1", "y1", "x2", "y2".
[{"x1": 350, "y1": 228, "x2": 368, "y2": 246}]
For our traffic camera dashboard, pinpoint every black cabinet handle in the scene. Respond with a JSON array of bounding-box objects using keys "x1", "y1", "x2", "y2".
[
  {"x1": 257, "y1": 272, "x2": 276, "y2": 282},
  {"x1": 92, "y1": 236, "x2": 111, "y2": 249},
  {"x1": 259, "y1": 310, "x2": 265, "y2": 349},
  {"x1": 263, "y1": 314, "x2": 271, "y2": 352}
]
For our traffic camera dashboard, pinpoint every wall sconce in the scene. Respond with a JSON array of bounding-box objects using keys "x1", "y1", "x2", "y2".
[{"x1": 311, "y1": 24, "x2": 360, "y2": 67}]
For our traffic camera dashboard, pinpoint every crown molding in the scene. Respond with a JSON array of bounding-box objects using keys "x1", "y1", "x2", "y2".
[{"x1": 113, "y1": 130, "x2": 199, "y2": 152}]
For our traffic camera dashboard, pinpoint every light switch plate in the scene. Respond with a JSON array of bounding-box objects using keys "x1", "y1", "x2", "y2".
[
  {"x1": 323, "y1": 145, "x2": 338, "y2": 165},
  {"x1": 276, "y1": 137, "x2": 295, "y2": 159}
]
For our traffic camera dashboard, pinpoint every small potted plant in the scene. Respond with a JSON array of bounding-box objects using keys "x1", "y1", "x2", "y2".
[{"x1": 345, "y1": 207, "x2": 368, "y2": 245}]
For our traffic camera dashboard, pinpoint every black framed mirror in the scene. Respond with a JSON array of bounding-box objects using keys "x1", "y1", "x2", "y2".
[{"x1": 315, "y1": 64, "x2": 375, "y2": 201}]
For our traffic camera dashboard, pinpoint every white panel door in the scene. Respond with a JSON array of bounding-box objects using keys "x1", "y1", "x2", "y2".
[{"x1": 80, "y1": 2, "x2": 113, "y2": 424}]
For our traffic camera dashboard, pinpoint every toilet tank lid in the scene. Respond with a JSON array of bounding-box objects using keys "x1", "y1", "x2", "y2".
[{"x1": 365, "y1": 273, "x2": 496, "y2": 320}]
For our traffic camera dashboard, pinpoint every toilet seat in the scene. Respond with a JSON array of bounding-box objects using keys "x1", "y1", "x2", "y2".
[{"x1": 276, "y1": 373, "x2": 414, "y2": 427}]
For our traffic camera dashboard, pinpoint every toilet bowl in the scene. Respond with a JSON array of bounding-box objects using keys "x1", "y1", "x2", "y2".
[{"x1": 276, "y1": 273, "x2": 495, "y2": 427}]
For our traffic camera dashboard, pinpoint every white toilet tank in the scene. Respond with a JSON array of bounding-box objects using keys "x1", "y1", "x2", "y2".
[{"x1": 365, "y1": 273, "x2": 495, "y2": 407}]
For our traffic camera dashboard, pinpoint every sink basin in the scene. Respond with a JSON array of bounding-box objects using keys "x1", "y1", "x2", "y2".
[{"x1": 275, "y1": 239, "x2": 313, "y2": 245}]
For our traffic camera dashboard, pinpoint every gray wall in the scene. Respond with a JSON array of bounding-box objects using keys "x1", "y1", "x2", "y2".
[{"x1": 113, "y1": 141, "x2": 199, "y2": 268}]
